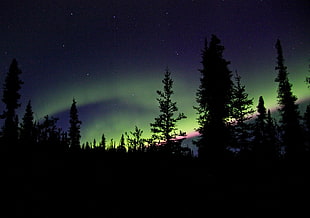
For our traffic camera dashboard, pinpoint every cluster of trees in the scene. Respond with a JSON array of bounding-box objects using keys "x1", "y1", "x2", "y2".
[
  {"x1": 195, "y1": 35, "x2": 310, "y2": 163},
  {"x1": 0, "y1": 35, "x2": 309, "y2": 163},
  {"x1": 0, "y1": 60, "x2": 190, "y2": 157}
]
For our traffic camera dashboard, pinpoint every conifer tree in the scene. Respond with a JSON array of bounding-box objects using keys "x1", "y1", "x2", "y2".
[
  {"x1": 1, "y1": 59, "x2": 23, "y2": 146},
  {"x1": 93, "y1": 139, "x2": 97, "y2": 148},
  {"x1": 265, "y1": 109, "x2": 278, "y2": 159},
  {"x1": 85, "y1": 141, "x2": 90, "y2": 150},
  {"x1": 68, "y1": 99, "x2": 82, "y2": 150},
  {"x1": 99, "y1": 133, "x2": 106, "y2": 150},
  {"x1": 108, "y1": 138, "x2": 116, "y2": 151},
  {"x1": 126, "y1": 126, "x2": 145, "y2": 151},
  {"x1": 117, "y1": 133, "x2": 126, "y2": 152},
  {"x1": 195, "y1": 34, "x2": 233, "y2": 160},
  {"x1": 253, "y1": 96, "x2": 267, "y2": 146},
  {"x1": 37, "y1": 115, "x2": 61, "y2": 151},
  {"x1": 20, "y1": 100, "x2": 35, "y2": 147},
  {"x1": 253, "y1": 98, "x2": 278, "y2": 161},
  {"x1": 150, "y1": 68, "x2": 186, "y2": 144},
  {"x1": 60, "y1": 131, "x2": 69, "y2": 150},
  {"x1": 274, "y1": 39, "x2": 304, "y2": 160},
  {"x1": 230, "y1": 72, "x2": 255, "y2": 152}
]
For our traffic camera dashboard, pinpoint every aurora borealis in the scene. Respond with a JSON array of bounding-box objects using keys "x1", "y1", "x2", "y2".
[{"x1": 0, "y1": 0, "x2": 309, "y2": 144}]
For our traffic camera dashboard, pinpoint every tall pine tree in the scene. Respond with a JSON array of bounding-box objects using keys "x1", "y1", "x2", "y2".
[
  {"x1": 1, "y1": 59, "x2": 23, "y2": 147},
  {"x1": 230, "y1": 72, "x2": 255, "y2": 153},
  {"x1": 274, "y1": 39, "x2": 303, "y2": 160},
  {"x1": 68, "y1": 99, "x2": 82, "y2": 150},
  {"x1": 150, "y1": 68, "x2": 186, "y2": 145},
  {"x1": 195, "y1": 35, "x2": 233, "y2": 161}
]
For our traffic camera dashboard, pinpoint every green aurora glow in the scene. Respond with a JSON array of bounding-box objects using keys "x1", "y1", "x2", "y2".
[
  {"x1": 1, "y1": 0, "x2": 309, "y2": 145},
  {"x1": 31, "y1": 62, "x2": 309, "y2": 144}
]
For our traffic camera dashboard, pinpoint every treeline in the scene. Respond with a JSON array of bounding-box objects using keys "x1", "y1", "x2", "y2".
[
  {"x1": 0, "y1": 35, "x2": 309, "y2": 163},
  {"x1": 0, "y1": 61, "x2": 191, "y2": 158}
]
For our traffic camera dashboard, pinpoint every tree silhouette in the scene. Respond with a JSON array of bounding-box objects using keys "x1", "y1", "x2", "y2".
[
  {"x1": 20, "y1": 100, "x2": 35, "y2": 149},
  {"x1": 1, "y1": 59, "x2": 23, "y2": 147},
  {"x1": 37, "y1": 115, "x2": 61, "y2": 151},
  {"x1": 99, "y1": 133, "x2": 106, "y2": 150},
  {"x1": 274, "y1": 39, "x2": 304, "y2": 160},
  {"x1": 265, "y1": 109, "x2": 278, "y2": 159},
  {"x1": 150, "y1": 68, "x2": 186, "y2": 144},
  {"x1": 253, "y1": 96, "x2": 267, "y2": 147},
  {"x1": 117, "y1": 133, "x2": 126, "y2": 152},
  {"x1": 195, "y1": 34, "x2": 233, "y2": 161},
  {"x1": 126, "y1": 126, "x2": 145, "y2": 151},
  {"x1": 68, "y1": 99, "x2": 82, "y2": 150},
  {"x1": 253, "y1": 97, "x2": 278, "y2": 161},
  {"x1": 230, "y1": 72, "x2": 254, "y2": 153}
]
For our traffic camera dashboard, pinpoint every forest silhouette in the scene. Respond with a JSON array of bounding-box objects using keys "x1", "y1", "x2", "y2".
[{"x1": 1, "y1": 35, "x2": 309, "y2": 217}]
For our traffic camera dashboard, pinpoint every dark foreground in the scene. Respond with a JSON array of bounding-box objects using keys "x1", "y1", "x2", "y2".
[{"x1": 2, "y1": 151, "x2": 310, "y2": 217}]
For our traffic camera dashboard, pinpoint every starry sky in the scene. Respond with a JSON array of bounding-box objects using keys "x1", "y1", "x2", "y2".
[{"x1": 0, "y1": 0, "x2": 309, "y2": 144}]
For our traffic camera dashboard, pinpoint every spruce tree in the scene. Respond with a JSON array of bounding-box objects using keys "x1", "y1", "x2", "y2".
[
  {"x1": 20, "y1": 100, "x2": 35, "y2": 147},
  {"x1": 195, "y1": 34, "x2": 233, "y2": 161},
  {"x1": 93, "y1": 139, "x2": 97, "y2": 148},
  {"x1": 253, "y1": 96, "x2": 267, "y2": 146},
  {"x1": 68, "y1": 99, "x2": 82, "y2": 150},
  {"x1": 253, "y1": 97, "x2": 278, "y2": 161},
  {"x1": 274, "y1": 39, "x2": 303, "y2": 160},
  {"x1": 60, "y1": 131, "x2": 69, "y2": 150},
  {"x1": 230, "y1": 72, "x2": 255, "y2": 152},
  {"x1": 126, "y1": 126, "x2": 145, "y2": 151},
  {"x1": 1, "y1": 59, "x2": 23, "y2": 146},
  {"x1": 99, "y1": 133, "x2": 106, "y2": 150},
  {"x1": 37, "y1": 115, "x2": 61, "y2": 151},
  {"x1": 117, "y1": 133, "x2": 126, "y2": 152},
  {"x1": 150, "y1": 68, "x2": 186, "y2": 144},
  {"x1": 265, "y1": 109, "x2": 278, "y2": 160}
]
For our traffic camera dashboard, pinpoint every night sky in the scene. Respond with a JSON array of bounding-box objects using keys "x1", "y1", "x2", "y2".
[{"x1": 0, "y1": 0, "x2": 309, "y2": 144}]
